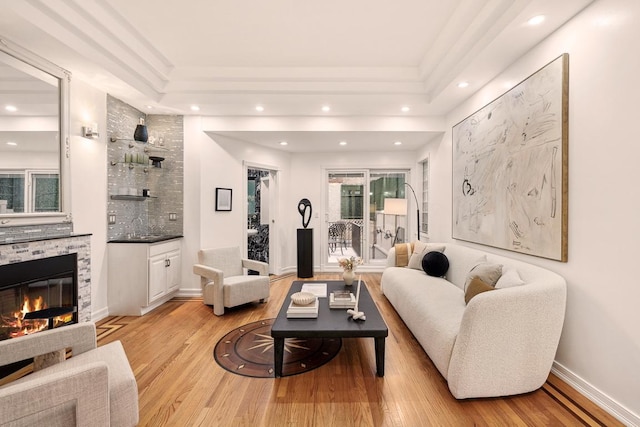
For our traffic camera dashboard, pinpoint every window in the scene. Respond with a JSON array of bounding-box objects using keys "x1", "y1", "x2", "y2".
[
  {"x1": 0, "y1": 172, "x2": 25, "y2": 213},
  {"x1": 0, "y1": 170, "x2": 59, "y2": 214},
  {"x1": 421, "y1": 158, "x2": 429, "y2": 236}
]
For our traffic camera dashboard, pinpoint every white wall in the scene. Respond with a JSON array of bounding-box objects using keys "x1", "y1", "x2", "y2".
[
  {"x1": 69, "y1": 79, "x2": 109, "y2": 320},
  {"x1": 289, "y1": 151, "x2": 421, "y2": 271},
  {"x1": 419, "y1": 0, "x2": 639, "y2": 423},
  {"x1": 179, "y1": 118, "x2": 292, "y2": 294}
]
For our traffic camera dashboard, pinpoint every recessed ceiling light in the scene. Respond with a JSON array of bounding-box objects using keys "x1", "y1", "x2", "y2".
[
  {"x1": 279, "y1": 141, "x2": 288, "y2": 146},
  {"x1": 190, "y1": 105, "x2": 200, "y2": 111},
  {"x1": 394, "y1": 141, "x2": 402, "y2": 146},
  {"x1": 528, "y1": 15, "x2": 545, "y2": 26},
  {"x1": 5, "y1": 105, "x2": 17, "y2": 112},
  {"x1": 339, "y1": 141, "x2": 347, "y2": 146},
  {"x1": 255, "y1": 105, "x2": 264, "y2": 112},
  {"x1": 6, "y1": 141, "x2": 17, "y2": 146},
  {"x1": 146, "y1": 105, "x2": 153, "y2": 109},
  {"x1": 457, "y1": 81, "x2": 469, "y2": 88},
  {"x1": 401, "y1": 106, "x2": 410, "y2": 112},
  {"x1": 322, "y1": 105, "x2": 331, "y2": 112}
]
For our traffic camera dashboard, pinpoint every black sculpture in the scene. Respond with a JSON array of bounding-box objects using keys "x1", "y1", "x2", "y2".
[{"x1": 298, "y1": 198, "x2": 312, "y2": 229}]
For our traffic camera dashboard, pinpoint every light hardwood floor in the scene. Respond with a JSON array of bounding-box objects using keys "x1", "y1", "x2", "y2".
[{"x1": 97, "y1": 273, "x2": 621, "y2": 427}]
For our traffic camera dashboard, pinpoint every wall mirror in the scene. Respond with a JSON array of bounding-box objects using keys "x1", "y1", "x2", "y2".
[{"x1": 0, "y1": 38, "x2": 70, "y2": 226}]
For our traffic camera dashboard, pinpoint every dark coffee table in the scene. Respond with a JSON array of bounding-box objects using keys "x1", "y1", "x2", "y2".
[{"x1": 271, "y1": 280, "x2": 388, "y2": 377}]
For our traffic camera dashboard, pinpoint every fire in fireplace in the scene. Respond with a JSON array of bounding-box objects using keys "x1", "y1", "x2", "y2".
[{"x1": 0, "y1": 254, "x2": 78, "y2": 341}]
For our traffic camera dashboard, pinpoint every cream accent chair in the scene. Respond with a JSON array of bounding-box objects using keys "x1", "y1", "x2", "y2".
[
  {"x1": 193, "y1": 246, "x2": 270, "y2": 316},
  {"x1": 0, "y1": 322, "x2": 138, "y2": 427}
]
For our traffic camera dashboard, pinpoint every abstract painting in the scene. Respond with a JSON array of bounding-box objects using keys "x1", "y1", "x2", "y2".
[{"x1": 452, "y1": 54, "x2": 568, "y2": 261}]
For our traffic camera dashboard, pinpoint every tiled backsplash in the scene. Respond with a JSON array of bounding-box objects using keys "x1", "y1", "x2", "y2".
[{"x1": 106, "y1": 96, "x2": 184, "y2": 240}]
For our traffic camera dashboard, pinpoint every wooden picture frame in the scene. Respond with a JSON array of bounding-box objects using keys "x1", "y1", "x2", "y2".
[
  {"x1": 452, "y1": 54, "x2": 569, "y2": 261},
  {"x1": 215, "y1": 187, "x2": 232, "y2": 211}
]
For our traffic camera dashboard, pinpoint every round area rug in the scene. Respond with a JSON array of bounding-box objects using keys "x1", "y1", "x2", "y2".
[{"x1": 214, "y1": 318, "x2": 341, "y2": 378}]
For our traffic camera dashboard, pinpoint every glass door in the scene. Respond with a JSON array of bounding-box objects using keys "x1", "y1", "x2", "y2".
[
  {"x1": 369, "y1": 171, "x2": 408, "y2": 264},
  {"x1": 326, "y1": 171, "x2": 365, "y2": 266},
  {"x1": 325, "y1": 169, "x2": 409, "y2": 268}
]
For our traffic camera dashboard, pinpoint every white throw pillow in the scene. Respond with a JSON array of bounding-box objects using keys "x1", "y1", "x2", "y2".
[
  {"x1": 495, "y1": 268, "x2": 525, "y2": 289},
  {"x1": 407, "y1": 243, "x2": 445, "y2": 270}
]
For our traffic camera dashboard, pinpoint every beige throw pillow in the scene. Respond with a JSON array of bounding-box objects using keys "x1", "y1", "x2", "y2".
[
  {"x1": 407, "y1": 243, "x2": 445, "y2": 270},
  {"x1": 464, "y1": 262, "x2": 503, "y2": 292},
  {"x1": 394, "y1": 243, "x2": 413, "y2": 267},
  {"x1": 465, "y1": 277, "x2": 495, "y2": 304}
]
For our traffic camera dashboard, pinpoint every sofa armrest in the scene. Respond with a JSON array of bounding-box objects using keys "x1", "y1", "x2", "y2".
[
  {"x1": 447, "y1": 280, "x2": 566, "y2": 399},
  {"x1": 242, "y1": 259, "x2": 269, "y2": 276},
  {"x1": 0, "y1": 362, "x2": 110, "y2": 426},
  {"x1": 0, "y1": 322, "x2": 97, "y2": 367},
  {"x1": 385, "y1": 247, "x2": 397, "y2": 269}
]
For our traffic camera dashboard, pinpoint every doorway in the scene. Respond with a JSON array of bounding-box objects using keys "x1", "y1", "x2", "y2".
[
  {"x1": 324, "y1": 169, "x2": 409, "y2": 269},
  {"x1": 246, "y1": 165, "x2": 278, "y2": 274}
]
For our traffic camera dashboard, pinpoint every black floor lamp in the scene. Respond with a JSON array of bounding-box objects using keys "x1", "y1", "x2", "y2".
[{"x1": 404, "y1": 182, "x2": 420, "y2": 238}]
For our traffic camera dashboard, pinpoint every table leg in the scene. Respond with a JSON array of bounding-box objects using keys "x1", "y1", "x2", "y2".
[
  {"x1": 274, "y1": 337, "x2": 285, "y2": 377},
  {"x1": 374, "y1": 337, "x2": 385, "y2": 377}
]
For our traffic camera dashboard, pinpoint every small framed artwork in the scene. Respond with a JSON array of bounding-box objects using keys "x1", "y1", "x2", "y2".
[{"x1": 215, "y1": 187, "x2": 232, "y2": 211}]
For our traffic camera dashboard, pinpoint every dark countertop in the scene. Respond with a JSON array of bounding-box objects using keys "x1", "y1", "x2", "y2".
[{"x1": 108, "y1": 234, "x2": 183, "y2": 244}]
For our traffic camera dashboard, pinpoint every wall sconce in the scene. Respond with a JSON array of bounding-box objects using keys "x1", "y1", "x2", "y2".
[{"x1": 82, "y1": 123, "x2": 99, "y2": 139}]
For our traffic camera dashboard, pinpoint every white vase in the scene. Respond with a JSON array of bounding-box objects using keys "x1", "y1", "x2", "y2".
[{"x1": 343, "y1": 269, "x2": 355, "y2": 285}]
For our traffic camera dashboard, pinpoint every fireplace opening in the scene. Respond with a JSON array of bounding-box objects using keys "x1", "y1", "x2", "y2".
[
  {"x1": 0, "y1": 254, "x2": 78, "y2": 341},
  {"x1": 0, "y1": 254, "x2": 78, "y2": 382}
]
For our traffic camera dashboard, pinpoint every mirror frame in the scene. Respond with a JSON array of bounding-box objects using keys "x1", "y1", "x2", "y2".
[{"x1": 0, "y1": 38, "x2": 71, "y2": 226}]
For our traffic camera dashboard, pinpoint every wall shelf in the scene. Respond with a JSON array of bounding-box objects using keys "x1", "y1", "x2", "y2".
[
  {"x1": 110, "y1": 195, "x2": 157, "y2": 201},
  {"x1": 110, "y1": 137, "x2": 169, "y2": 152},
  {"x1": 110, "y1": 161, "x2": 149, "y2": 172}
]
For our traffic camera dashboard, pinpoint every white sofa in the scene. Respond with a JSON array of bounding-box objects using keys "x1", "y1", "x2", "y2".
[{"x1": 381, "y1": 242, "x2": 566, "y2": 399}]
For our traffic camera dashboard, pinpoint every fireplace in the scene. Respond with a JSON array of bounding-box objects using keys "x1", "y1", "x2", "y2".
[{"x1": 0, "y1": 254, "x2": 78, "y2": 341}]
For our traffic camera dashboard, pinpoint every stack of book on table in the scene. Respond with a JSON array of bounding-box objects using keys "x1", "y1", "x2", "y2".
[
  {"x1": 329, "y1": 290, "x2": 356, "y2": 309},
  {"x1": 286, "y1": 298, "x2": 319, "y2": 318}
]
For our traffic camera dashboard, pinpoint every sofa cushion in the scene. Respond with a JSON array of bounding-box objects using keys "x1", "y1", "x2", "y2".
[
  {"x1": 464, "y1": 262, "x2": 503, "y2": 291},
  {"x1": 381, "y1": 267, "x2": 466, "y2": 378},
  {"x1": 464, "y1": 277, "x2": 495, "y2": 304},
  {"x1": 422, "y1": 251, "x2": 449, "y2": 277},
  {"x1": 408, "y1": 243, "x2": 445, "y2": 270},
  {"x1": 443, "y1": 246, "x2": 487, "y2": 290},
  {"x1": 495, "y1": 268, "x2": 525, "y2": 289}
]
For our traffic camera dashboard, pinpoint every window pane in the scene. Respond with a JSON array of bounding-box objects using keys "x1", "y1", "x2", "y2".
[
  {"x1": 32, "y1": 173, "x2": 59, "y2": 212},
  {"x1": 0, "y1": 173, "x2": 25, "y2": 213}
]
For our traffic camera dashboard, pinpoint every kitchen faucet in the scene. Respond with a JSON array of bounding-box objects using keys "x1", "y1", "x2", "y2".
[{"x1": 131, "y1": 216, "x2": 144, "y2": 237}]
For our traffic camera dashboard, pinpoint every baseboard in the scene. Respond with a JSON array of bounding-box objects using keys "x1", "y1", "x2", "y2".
[
  {"x1": 91, "y1": 306, "x2": 110, "y2": 322},
  {"x1": 552, "y1": 361, "x2": 639, "y2": 426},
  {"x1": 176, "y1": 288, "x2": 202, "y2": 298}
]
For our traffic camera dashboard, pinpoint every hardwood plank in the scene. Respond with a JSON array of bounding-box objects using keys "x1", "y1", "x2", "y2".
[{"x1": 96, "y1": 273, "x2": 620, "y2": 427}]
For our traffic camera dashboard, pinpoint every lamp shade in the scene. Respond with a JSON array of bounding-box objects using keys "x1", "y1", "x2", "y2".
[{"x1": 383, "y1": 198, "x2": 407, "y2": 216}]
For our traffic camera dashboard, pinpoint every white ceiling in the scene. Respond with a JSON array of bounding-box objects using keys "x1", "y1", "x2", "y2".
[{"x1": 0, "y1": 0, "x2": 593, "y2": 152}]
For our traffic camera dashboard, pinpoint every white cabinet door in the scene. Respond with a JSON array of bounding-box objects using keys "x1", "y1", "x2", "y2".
[
  {"x1": 148, "y1": 253, "x2": 168, "y2": 304},
  {"x1": 166, "y1": 249, "x2": 181, "y2": 293}
]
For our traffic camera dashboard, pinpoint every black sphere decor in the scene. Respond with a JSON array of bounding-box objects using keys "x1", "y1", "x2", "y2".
[{"x1": 422, "y1": 251, "x2": 449, "y2": 277}]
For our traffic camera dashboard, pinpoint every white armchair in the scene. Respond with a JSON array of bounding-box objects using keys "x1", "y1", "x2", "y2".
[
  {"x1": 193, "y1": 246, "x2": 270, "y2": 316},
  {"x1": 0, "y1": 322, "x2": 138, "y2": 427}
]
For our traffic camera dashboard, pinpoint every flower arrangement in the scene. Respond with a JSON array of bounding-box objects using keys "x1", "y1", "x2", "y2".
[{"x1": 338, "y1": 256, "x2": 363, "y2": 271}]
